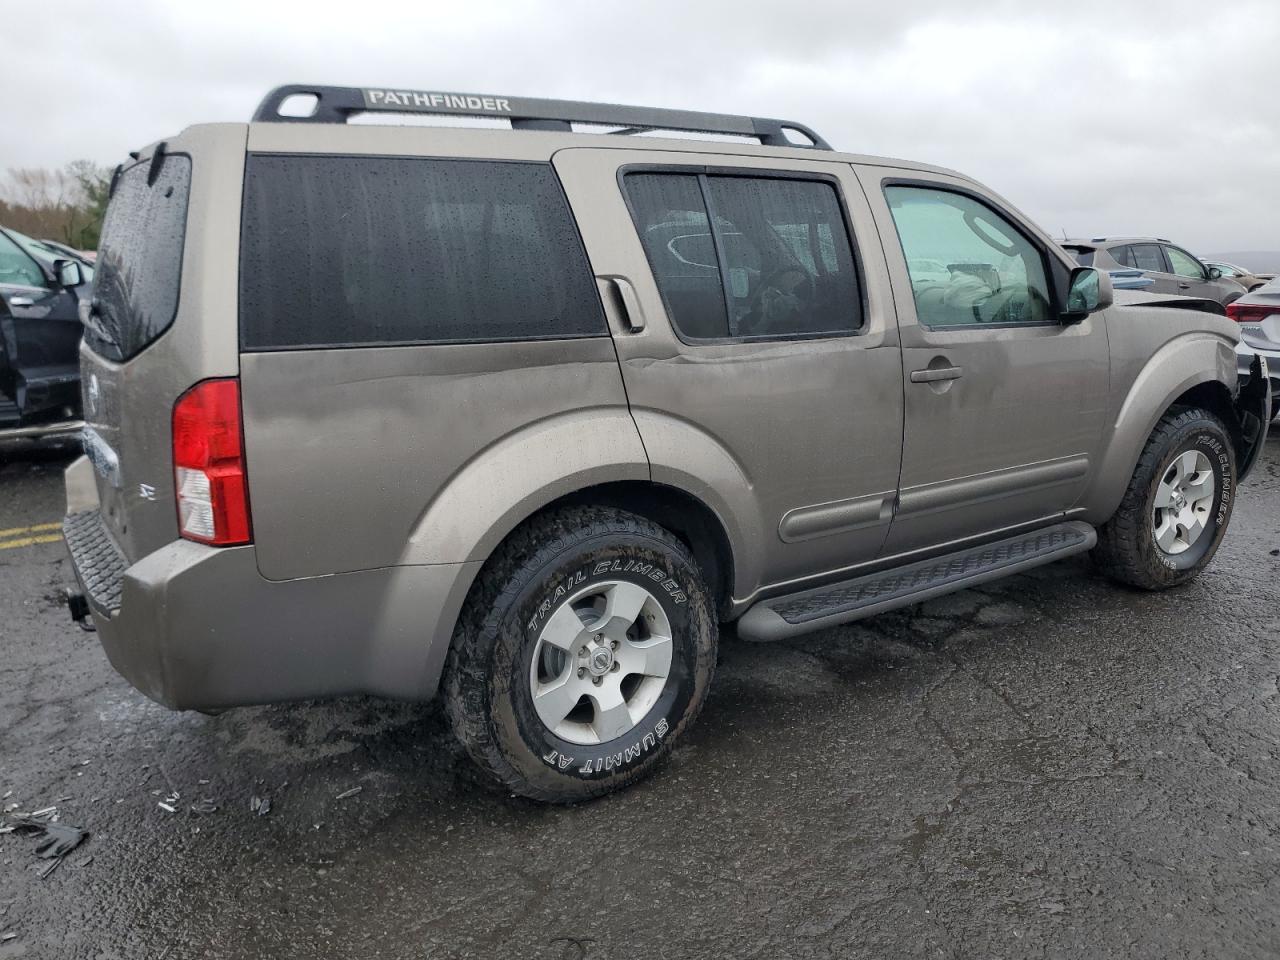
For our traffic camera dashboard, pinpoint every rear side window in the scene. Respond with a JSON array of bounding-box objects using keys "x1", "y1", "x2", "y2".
[
  {"x1": 1129, "y1": 243, "x2": 1167, "y2": 273},
  {"x1": 624, "y1": 172, "x2": 862, "y2": 341},
  {"x1": 88, "y1": 155, "x2": 192, "y2": 361},
  {"x1": 240, "y1": 156, "x2": 605, "y2": 349}
]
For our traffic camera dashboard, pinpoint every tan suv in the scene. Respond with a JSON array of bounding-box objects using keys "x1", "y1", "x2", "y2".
[{"x1": 62, "y1": 86, "x2": 1270, "y2": 802}]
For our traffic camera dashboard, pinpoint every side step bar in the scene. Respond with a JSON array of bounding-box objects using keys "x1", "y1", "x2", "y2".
[{"x1": 737, "y1": 521, "x2": 1096, "y2": 642}]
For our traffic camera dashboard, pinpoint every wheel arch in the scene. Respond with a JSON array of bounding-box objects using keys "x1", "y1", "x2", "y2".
[{"x1": 1079, "y1": 333, "x2": 1241, "y2": 524}]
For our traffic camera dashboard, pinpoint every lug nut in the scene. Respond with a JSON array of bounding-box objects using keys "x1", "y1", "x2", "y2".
[
  {"x1": 611, "y1": 662, "x2": 620, "y2": 672},
  {"x1": 610, "y1": 640, "x2": 619, "y2": 650},
  {"x1": 577, "y1": 668, "x2": 586, "y2": 678},
  {"x1": 592, "y1": 676, "x2": 603, "y2": 685}
]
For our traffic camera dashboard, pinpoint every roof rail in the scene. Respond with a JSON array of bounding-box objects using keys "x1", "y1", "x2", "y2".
[{"x1": 252, "y1": 85, "x2": 832, "y2": 150}]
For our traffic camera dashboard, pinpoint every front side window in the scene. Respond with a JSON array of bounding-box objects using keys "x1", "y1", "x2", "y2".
[
  {"x1": 0, "y1": 231, "x2": 46, "y2": 289},
  {"x1": 1165, "y1": 246, "x2": 1206, "y2": 280},
  {"x1": 240, "y1": 156, "x2": 606, "y2": 349},
  {"x1": 625, "y1": 172, "x2": 862, "y2": 341},
  {"x1": 884, "y1": 185, "x2": 1052, "y2": 327}
]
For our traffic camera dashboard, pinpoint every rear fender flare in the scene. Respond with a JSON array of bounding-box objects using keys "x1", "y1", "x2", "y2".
[
  {"x1": 398, "y1": 409, "x2": 650, "y2": 567},
  {"x1": 629, "y1": 410, "x2": 766, "y2": 600}
]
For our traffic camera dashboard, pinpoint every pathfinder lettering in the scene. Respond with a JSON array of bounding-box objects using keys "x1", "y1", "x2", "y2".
[{"x1": 365, "y1": 90, "x2": 512, "y2": 113}]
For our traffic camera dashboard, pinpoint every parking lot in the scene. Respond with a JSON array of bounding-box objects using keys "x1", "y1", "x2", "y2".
[{"x1": 0, "y1": 430, "x2": 1277, "y2": 959}]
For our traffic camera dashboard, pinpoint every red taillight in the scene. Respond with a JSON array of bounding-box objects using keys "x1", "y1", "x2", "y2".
[
  {"x1": 1226, "y1": 302, "x2": 1278, "y2": 324},
  {"x1": 172, "y1": 378, "x2": 251, "y2": 546}
]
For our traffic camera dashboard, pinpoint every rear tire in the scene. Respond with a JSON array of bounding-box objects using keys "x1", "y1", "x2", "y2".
[
  {"x1": 1093, "y1": 406, "x2": 1236, "y2": 590},
  {"x1": 443, "y1": 505, "x2": 717, "y2": 803}
]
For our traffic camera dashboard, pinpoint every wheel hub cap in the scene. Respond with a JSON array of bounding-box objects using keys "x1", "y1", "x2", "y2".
[
  {"x1": 587, "y1": 646, "x2": 614, "y2": 676},
  {"x1": 529, "y1": 579, "x2": 674, "y2": 745},
  {"x1": 1152, "y1": 449, "x2": 1215, "y2": 556}
]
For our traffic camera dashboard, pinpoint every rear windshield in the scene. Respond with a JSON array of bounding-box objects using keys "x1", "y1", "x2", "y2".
[
  {"x1": 239, "y1": 155, "x2": 606, "y2": 349},
  {"x1": 86, "y1": 154, "x2": 191, "y2": 361}
]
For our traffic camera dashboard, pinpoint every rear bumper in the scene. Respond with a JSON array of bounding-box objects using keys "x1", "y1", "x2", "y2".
[{"x1": 62, "y1": 459, "x2": 480, "y2": 710}]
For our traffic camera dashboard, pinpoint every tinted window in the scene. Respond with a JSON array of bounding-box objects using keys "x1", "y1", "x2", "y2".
[
  {"x1": 85, "y1": 155, "x2": 191, "y2": 361},
  {"x1": 1129, "y1": 243, "x2": 1167, "y2": 273},
  {"x1": 624, "y1": 174, "x2": 728, "y2": 339},
  {"x1": 1165, "y1": 246, "x2": 1205, "y2": 279},
  {"x1": 625, "y1": 172, "x2": 862, "y2": 341},
  {"x1": 884, "y1": 185, "x2": 1052, "y2": 327},
  {"x1": 1063, "y1": 245, "x2": 1094, "y2": 266},
  {"x1": 240, "y1": 156, "x2": 605, "y2": 349},
  {"x1": 1110, "y1": 245, "x2": 1134, "y2": 267}
]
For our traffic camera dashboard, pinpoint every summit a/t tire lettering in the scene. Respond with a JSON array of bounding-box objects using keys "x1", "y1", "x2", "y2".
[{"x1": 443, "y1": 506, "x2": 717, "y2": 803}]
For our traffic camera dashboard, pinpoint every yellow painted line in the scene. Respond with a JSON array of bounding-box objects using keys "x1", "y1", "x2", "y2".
[
  {"x1": 0, "y1": 521, "x2": 62, "y2": 539},
  {"x1": 0, "y1": 533, "x2": 64, "y2": 551}
]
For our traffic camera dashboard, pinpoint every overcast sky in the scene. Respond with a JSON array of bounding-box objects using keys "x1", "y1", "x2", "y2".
[{"x1": 7, "y1": 0, "x2": 1279, "y2": 253}]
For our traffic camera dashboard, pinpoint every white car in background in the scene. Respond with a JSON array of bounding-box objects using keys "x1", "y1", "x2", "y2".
[{"x1": 1230, "y1": 277, "x2": 1280, "y2": 420}]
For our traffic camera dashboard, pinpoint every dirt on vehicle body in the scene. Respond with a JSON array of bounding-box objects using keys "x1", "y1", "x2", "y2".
[{"x1": 62, "y1": 86, "x2": 1270, "y2": 802}]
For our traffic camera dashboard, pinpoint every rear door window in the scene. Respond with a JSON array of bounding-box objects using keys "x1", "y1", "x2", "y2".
[
  {"x1": 239, "y1": 156, "x2": 606, "y2": 349},
  {"x1": 84, "y1": 154, "x2": 192, "y2": 361},
  {"x1": 624, "y1": 171, "x2": 863, "y2": 341},
  {"x1": 1129, "y1": 243, "x2": 1168, "y2": 273}
]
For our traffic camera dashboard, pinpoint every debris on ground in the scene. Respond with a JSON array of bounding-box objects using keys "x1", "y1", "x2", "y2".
[
  {"x1": 1, "y1": 812, "x2": 90, "y2": 880},
  {"x1": 189, "y1": 799, "x2": 218, "y2": 816},
  {"x1": 157, "y1": 802, "x2": 177, "y2": 814},
  {"x1": 335, "y1": 787, "x2": 363, "y2": 801},
  {"x1": 250, "y1": 795, "x2": 272, "y2": 817},
  {"x1": 1, "y1": 931, "x2": 17, "y2": 942}
]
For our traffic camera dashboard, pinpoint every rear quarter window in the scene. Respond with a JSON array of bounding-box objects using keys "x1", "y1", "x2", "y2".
[
  {"x1": 88, "y1": 154, "x2": 192, "y2": 361},
  {"x1": 239, "y1": 155, "x2": 606, "y2": 349}
]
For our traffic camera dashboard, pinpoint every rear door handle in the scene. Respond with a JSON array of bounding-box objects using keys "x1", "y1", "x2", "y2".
[
  {"x1": 910, "y1": 366, "x2": 963, "y2": 383},
  {"x1": 599, "y1": 276, "x2": 645, "y2": 333}
]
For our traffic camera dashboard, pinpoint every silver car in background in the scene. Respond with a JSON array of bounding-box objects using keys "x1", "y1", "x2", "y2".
[{"x1": 1231, "y1": 277, "x2": 1280, "y2": 419}]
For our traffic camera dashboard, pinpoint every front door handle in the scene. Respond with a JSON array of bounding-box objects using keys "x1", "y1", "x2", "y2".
[
  {"x1": 910, "y1": 366, "x2": 963, "y2": 383},
  {"x1": 8, "y1": 296, "x2": 34, "y2": 307},
  {"x1": 1178, "y1": 281, "x2": 1192, "y2": 289}
]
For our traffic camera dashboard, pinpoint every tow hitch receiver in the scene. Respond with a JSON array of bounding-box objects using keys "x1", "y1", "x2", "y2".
[{"x1": 64, "y1": 589, "x2": 96, "y2": 632}]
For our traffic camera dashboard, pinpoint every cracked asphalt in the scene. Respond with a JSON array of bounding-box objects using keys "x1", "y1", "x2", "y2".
[{"x1": 2, "y1": 430, "x2": 1280, "y2": 960}]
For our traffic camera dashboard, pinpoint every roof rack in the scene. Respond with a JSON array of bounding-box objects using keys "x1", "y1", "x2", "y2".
[{"x1": 252, "y1": 85, "x2": 832, "y2": 150}]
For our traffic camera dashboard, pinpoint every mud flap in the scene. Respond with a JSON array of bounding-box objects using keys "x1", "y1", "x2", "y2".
[{"x1": 1235, "y1": 354, "x2": 1271, "y2": 481}]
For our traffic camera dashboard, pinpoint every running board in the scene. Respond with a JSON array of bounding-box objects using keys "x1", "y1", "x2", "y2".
[{"x1": 737, "y1": 521, "x2": 1096, "y2": 642}]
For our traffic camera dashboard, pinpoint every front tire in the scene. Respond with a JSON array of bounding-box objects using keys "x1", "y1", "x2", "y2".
[
  {"x1": 1093, "y1": 406, "x2": 1236, "y2": 590},
  {"x1": 443, "y1": 506, "x2": 717, "y2": 803}
]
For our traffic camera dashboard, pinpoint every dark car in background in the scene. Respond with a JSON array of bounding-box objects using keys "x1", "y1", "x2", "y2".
[
  {"x1": 0, "y1": 225, "x2": 92, "y2": 431},
  {"x1": 1064, "y1": 237, "x2": 1246, "y2": 306}
]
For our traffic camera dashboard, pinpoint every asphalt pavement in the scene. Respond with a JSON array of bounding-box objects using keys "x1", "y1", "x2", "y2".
[{"x1": 2, "y1": 431, "x2": 1280, "y2": 960}]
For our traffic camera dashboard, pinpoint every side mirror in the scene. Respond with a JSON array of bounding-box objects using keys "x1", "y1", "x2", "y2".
[
  {"x1": 1206, "y1": 266, "x2": 1223, "y2": 280},
  {"x1": 54, "y1": 258, "x2": 83, "y2": 289},
  {"x1": 1062, "y1": 266, "x2": 1112, "y2": 323}
]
